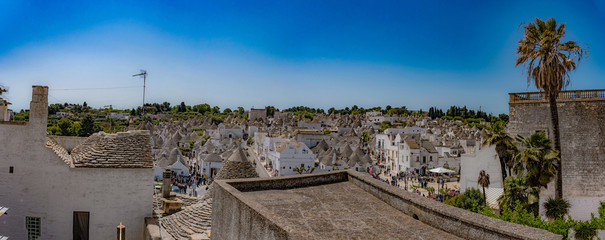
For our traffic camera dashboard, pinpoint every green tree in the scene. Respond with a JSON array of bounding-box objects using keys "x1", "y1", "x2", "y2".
[
  {"x1": 514, "y1": 132, "x2": 559, "y2": 215},
  {"x1": 498, "y1": 174, "x2": 539, "y2": 212},
  {"x1": 223, "y1": 108, "x2": 232, "y2": 114},
  {"x1": 444, "y1": 188, "x2": 485, "y2": 213},
  {"x1": 78, "y1": 114, "x2": 100, "y2": 137},
  {"x1": 516, "y1": 18, "x2": 588, "y2": 199},
  {"x1": 514, "y1": 132, "x2": 559, "y2": 191},
  {"x1": 58, "y1": 117, "x2": 73, "y2": 136},
  {"x1": 482, "y1": 121, "x2": 516, "y2": 183},
  {"x1": 478, "y1": 170, "x2": 490, "y2": 207},
  {"x1": 379, "y1": 121, "x2": 392, "y2": 133},
  {"x1": 265, "y1": 106, "x2": 278, "y2": 117}
]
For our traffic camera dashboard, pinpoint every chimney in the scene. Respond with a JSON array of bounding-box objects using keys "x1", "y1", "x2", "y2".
[
  {"x1": 29, "y1": 86, "x2": 48, "y2": 127},
  {"x1": 162, "y1": 169, "x2": 172, "y2": 198}
]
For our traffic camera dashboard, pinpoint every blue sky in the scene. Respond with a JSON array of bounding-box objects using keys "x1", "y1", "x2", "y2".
[{"x1": 1, "y1": 0, "x2": 604, "y2": 114}]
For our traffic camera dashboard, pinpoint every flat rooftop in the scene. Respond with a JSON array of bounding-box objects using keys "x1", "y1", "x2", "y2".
[
  {"x1": 243, "y1": 181, "x2": 461, "y2": 239},
  {"x1": 211, "y1": 170, "x2": 562, "y2": 240}
]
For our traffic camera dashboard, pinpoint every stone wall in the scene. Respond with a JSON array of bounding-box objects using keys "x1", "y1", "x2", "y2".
[
  {"x1": 508, "y1": 96, "x2": 605, "y2": 220},
  {"x1": 211, "y1": 170, "x2": 562, "y2": 240},
  {"x1": 211, "y1": 180, "x2": 289, "y2": 240}
]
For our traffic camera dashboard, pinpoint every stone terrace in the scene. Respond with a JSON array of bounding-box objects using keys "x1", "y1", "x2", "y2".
[{"x1": 245, "y1": 181, "x2": 462, "y2": 239}]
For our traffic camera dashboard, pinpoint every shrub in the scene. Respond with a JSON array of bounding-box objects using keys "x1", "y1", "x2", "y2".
[
  {"x1": 445, "y1": 188, "x2": 484, "y2": 213},
  {"x1": 544, "y1": 197, "x2": 571, "y2": 220}
]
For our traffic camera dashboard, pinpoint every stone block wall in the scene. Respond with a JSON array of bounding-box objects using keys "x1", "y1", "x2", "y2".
[{"x1": 508, "y1": 97, "x2": 605, "y2": 220}]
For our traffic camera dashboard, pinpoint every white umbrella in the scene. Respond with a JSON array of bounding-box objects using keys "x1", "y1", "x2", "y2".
[
  {"x1": 429, "y1": 167, "x2": 455, "y2": 201},
  {"x1": 429, "y1": 167, "x2": 455, "y2": 174}
]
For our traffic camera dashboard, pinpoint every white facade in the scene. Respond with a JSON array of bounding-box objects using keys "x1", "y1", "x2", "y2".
[
  {"x1": 267, "y1": 141, "x2": 315, "y2": 176},
  {"x1": 460, "y1": 144, "x2": 503, "y2": 190},
  {"x1": 200, "y1": 161, "x2": 223, "y2": 179},
  {"x1": 0, "y1": 86, "x2": 152, "y2": 240}
]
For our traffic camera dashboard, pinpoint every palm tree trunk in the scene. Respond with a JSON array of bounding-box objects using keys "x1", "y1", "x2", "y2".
[
  {"x1": 496, "y1": 145, "x2": 508, "y2": 184},
  {"x1": 482, "y1": 186, "x2": 487, "y2": 207},
  {"x1": 499, "y1": 156, "x2": 507, "y2": 185},
  {"x1": 548, "y1": 93, "x2": 563, "y2": 199}
]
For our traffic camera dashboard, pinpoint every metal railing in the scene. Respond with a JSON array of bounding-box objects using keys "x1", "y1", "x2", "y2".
[{"x1": 509, "y1": 89, "x2": 605, "y2": 103}]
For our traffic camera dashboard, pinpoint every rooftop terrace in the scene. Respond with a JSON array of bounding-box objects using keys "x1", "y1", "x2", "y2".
[
  {"x1": 211, "y1": 170, "x2": 562, "y2": 240},
  {"x1": 244, "y1": 181, "x2": 461, "y2": 239}
]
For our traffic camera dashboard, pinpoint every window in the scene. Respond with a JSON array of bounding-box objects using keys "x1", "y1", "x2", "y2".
[
  {"x1": 430, "y1": 156, "x2": 433, "y2": 162},
  {"x1": 422, "y1": 156, "x2": 426, "y2": 163},
  {"x1": 416, "y1": 156, "x2": 419, "y2": 162},
  {"x1": 9, "y1": 166, "x2": 13, "y2": 173},
  {"x1": 26, "y1": 216, "x2": 41, "y2": 240}
]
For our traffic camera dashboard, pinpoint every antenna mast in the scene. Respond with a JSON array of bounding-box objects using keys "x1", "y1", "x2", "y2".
[{"x1": 132, "y1": 70, "x2": 147, "y2": 116}]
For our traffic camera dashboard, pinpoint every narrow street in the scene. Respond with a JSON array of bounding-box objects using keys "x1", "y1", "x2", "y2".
[{"x1": 247, "y1": 147, "x2": 270, "y2": 178}]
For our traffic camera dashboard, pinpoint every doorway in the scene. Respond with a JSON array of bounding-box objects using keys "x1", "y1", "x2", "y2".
[{"x1": 73, "y1": 211, "x2": 89, "y2": 240}]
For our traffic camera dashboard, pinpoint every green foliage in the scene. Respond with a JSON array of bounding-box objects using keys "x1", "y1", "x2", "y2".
[
  {"x1": 78, "y1": 114, "x2": 101, "y2": 137},
  {"x1": 361, "y1": 131, "x2": 371, "y2": 142},
  {"x1": 223, "y1": 108, "x2": 232, "y2": 114},
  {"x1": 444, "y1": 188, "x2": 484, "y2": 213},
  {"x1": 544, "y1": 197, "x2": 571, "y2": 220},
  {"x1": 57, "y1": 117, "x2": 73, "y2": 135},
  {"x1": 265, "y1": 106, "x2": 278, "y2": 117},
  {"x1": 498, "y1": 174, "x2": 539, "y2": 211},
  {"x1": 284, "y1": 106, "x2": 324, "y2": 114},
  {"x1": 513, "y1": 132, "x2": 559, "y2": 190},
  {"x1": 11, "y1": 110, "x2": 28, "y2": 122},
  {"x1": 386, "y1": 106, "x2": 408, "y2": 116},
  {"x1": 195, "y1": 131, "x2": 204, "y2": 136},
  {"x1": 323, "y1": 129, "x2": 332, "y2": 134},
  {"x1": 379, "y1": 121, "x2": 392, "y2": 133},
  {"x1": 47, "y1": 125, "x2": 61, "y2": 135},
  {"x1": 480, "y1": 201, "x2": 605, "y2": 239}
]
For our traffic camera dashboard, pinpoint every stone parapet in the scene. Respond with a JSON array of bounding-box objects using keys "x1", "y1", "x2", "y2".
[
  {"x1": 211, "y1": 170, "x2": 563, "y2": 240},
  {"x1": 509, "y1": 89, "x2": 605, "y2": 104}
]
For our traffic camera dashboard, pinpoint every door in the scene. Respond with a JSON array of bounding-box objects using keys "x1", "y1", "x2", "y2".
[{"x1": 73, "y1": 211, "x2": 89, "y2": 240}]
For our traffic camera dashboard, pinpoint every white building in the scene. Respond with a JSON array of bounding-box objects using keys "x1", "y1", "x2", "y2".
[
  {"x1": 0, "y1": 86, "x2": 153, "y2": 240},
  {"x1": 460, "y1": 144, "x2": 503, "y2": 206},
  {"x1": 200, "y1": 152, "x2": 224, "y2": 179},
  {"x1": 267, "y1": 141, "x2": 315, "y2": 176}
]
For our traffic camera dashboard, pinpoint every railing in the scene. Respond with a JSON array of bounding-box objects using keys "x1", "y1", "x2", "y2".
[{"x1": 509, "y1": 89, "x2": 605, "y2": 103}]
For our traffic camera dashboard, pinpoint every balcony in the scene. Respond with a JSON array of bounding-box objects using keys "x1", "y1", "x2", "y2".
[{"x1": 509, "y1": 89, "x2": 605, "y2": 104}]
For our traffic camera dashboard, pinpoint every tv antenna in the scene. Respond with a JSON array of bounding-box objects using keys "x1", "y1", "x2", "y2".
[{"x1": 132, "y1": 70, "x2": 147, "y2": 116}]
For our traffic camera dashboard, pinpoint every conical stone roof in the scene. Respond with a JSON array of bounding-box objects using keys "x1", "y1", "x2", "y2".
[{"x1": 204, "y1": 147, "x2": 259, "y2": 200}]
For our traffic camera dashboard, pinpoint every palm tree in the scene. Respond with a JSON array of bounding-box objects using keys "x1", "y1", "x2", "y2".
[
  {"x1": 514, "y1": 132, "x2": 559, "y2": 190},
  {"x1": 498, "y1": 174, "x2": 540, "y2": 211},
  {"x1": 514, "y1": 131, "x2": 559, "y2": 215},
  {"x1": 543, "y1": 196, "x2": 571, "y2": 221},
  {"x1": 482, "y1": 121, "x2": 516, "y2": 184},
  {"x1": 516, "y1": 17, "x2": 588, "y2": 199},
  {"x1": 478, "y1": 170, "x2": 490, "y2": 207}
]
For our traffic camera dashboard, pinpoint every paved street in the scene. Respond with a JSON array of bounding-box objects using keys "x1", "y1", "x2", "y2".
[{"x1": 246, "y1": 147, "x2": 270, "y2": 178}]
